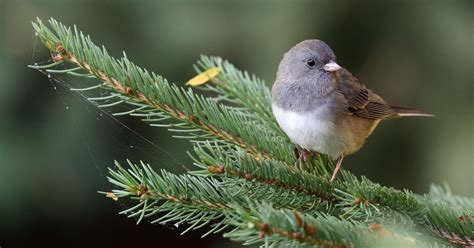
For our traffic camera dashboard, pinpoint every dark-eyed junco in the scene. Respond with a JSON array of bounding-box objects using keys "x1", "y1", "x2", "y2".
[{"x1": 271, "y1": 39, "x2": 432, "y2": 182}]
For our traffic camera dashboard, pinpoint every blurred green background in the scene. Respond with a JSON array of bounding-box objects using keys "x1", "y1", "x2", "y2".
[{"x1": 0, "y1": 0, "x2": 472, "y2": 247}]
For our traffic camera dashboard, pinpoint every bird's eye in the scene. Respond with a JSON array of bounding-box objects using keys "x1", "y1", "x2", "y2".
[{"x1": 306, "y1": 59, "x2": 316, "y2": 67}]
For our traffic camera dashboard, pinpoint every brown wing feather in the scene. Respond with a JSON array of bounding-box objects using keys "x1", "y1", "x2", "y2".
[{"x1": 336, "y1": 69, "x2": 398, "y2": 120}]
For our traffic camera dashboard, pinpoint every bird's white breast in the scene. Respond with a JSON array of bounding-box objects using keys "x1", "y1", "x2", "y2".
[{"x1": 272, "y1": 104, "x2": 349, "y2": 159}]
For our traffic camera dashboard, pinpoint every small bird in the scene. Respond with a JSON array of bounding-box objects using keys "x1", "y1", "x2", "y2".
[{"x1": 271, "y1": 39, "x2": 432, "y2": 182}]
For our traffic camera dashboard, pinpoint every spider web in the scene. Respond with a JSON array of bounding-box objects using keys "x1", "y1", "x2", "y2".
[{"x1": 30, "y1": 32, "x2": 190, "y2": 221}]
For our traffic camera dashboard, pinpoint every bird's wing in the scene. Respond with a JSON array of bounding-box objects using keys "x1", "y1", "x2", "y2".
[{"x1": 336, "y1": 69, "x2": 398, "y2": 120}]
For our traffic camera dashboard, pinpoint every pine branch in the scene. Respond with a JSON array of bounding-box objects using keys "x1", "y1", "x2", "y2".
[
  {"x1": 105, "y1": 160, "x2": 329, "y2": 236},
  {"x1": 189, "y1": 140, "x2": 470, "y2": 242},
  {"x1": 427, "y1": 184, "x2": 474, "y2": 209},
  {"x1": 105, "y1": 161, "x2": 434, "y2": 248},
  {"x1": 224, "y1": 201, "x2": 434, "y2": 248},
  {"x1": 190, "y1": 142, "x2": 339, "y2": 204},
  {"x1": 423, "y1": 184, "x2": 474, "y2": 245},
  {"x1": 30, "y1": 18, "x2": 294, "y2": 163},
  {"x1": 193, "y1": 56, "x2": 285, "y2": 135},
  {"x1": 104, "y1": 160, "x2": 232, "y2": 236},
  {"x1": 30, "y1": 18, "x2": 474, "y2": 247}
]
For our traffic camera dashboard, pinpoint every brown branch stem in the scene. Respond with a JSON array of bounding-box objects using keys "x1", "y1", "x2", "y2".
[
  {"x1": 51, "y1": 45, "x2": 270, "y2": 161},
  {"x1": 207, "y1": 165, "x2": 337, "y2": 203}
]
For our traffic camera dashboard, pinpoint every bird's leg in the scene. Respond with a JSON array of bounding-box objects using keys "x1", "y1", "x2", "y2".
[
  {"x1": 296, "y1": 147, "x2": 305, "y2": 168},
  {"x1": 293, "y1": 146, "x2": 301, "y2": 160},
  {"x1": 301, "y1": 150, "x2": 311, "y2": 162},
  {"x1": 329, "y1": 155, "x2": 345, "y2": 182},
  {"x1": 294, "y1": 146, "x2": 309, "y2": 168}
]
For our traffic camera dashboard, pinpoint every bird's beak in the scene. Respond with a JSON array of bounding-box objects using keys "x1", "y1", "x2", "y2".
[{"x1": 323, "y1": 61, "x2": 342, "y2": 72}]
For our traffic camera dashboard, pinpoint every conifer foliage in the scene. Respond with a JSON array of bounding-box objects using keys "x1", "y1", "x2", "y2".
[{"x1": 30, "y1": 18, "x2": 473, "y2": 247}]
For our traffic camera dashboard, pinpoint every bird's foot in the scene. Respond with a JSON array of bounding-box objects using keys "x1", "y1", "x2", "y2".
[
  {"x1": 329, "y1": 156, "x2": 345, "y2": 182},
  {"x1": 294, "y1": 147, "x2": 315, "y2": 169}
]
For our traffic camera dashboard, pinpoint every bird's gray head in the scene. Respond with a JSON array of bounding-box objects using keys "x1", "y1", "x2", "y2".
[
  {"x1": 277, "y1": 39, "x2": 341, "y2": 87},
  {"x1": 272, "y1": 39, "x2": 342, "y2": 107}
]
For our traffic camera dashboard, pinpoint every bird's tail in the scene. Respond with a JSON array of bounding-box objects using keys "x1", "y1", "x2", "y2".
[{"x1": 391, "y1": 106, "x2": 434, "y2": 117}]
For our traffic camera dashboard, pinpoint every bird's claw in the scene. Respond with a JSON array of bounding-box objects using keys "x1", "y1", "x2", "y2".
[{"x1": 294, "y1": 147, "x2": 317, "y2": 169}]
